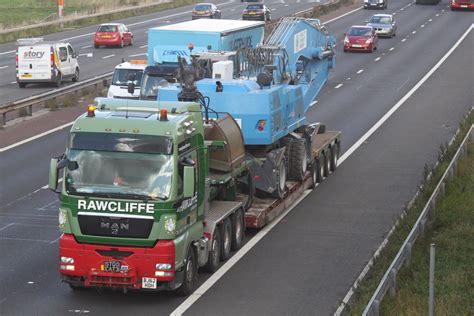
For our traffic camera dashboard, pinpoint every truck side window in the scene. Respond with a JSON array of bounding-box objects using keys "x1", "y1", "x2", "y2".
[{"x1": 59, "y1": 47, "x2": 68, "y2": 62}]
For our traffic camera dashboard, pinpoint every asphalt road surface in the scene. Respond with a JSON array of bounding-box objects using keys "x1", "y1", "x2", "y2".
[{"x1": 0, "y1": 0, "x2": 473, "y2": 315}]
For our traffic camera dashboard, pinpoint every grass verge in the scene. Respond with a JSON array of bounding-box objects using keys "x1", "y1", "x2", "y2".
[
  {"x1": 347, "y1": 109, "x2": 473, "y2": 315},
  {"x1": 0, "y1": 0, "x2": 194, "y2": 44}
]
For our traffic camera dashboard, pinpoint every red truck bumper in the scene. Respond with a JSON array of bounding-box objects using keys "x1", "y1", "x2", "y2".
[{"x1": 59, "y1": 233, "x2": 178, "y2": 290}]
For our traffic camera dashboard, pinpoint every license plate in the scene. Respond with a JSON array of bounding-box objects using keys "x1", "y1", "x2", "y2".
[
  {"x1": 21, "y1": 74, "x2": 32, "y2": 78},
  {"x1": 102, "y1": 35, "x2": 112, "y2": 38},
  {"x1": 102, "y1": 261, "x2": 121, "y2": 272},
  {"x1": 142, "y1": 277, "x2": 157, "y2": 289},
  {"x1": 249, "y1": 11, "x2": 256, "y2": 14},
  {"x1": 352, "y1": 44, "x2": 362, "y2": 48}
]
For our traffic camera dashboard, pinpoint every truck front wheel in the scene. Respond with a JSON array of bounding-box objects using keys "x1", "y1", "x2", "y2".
[
  {"x1": 176, "y1": 247, "x2": 197, "y2": 296},
  {"x1": 290, "y1": 138, "x2": 308, "y2": 181}
]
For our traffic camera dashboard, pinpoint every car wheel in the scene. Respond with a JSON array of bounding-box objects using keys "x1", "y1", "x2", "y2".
[
  {"x1": 94, "y1": 44, "x2": 99, "y2": 49},
  {"x1": 18, "y1": 82, "x2": 26, "y2": 88},
  {"x1": 72, "y1": 68, "x2": 79, "y2": 82},
  {"x1": 176, "y1": 246, "x2": 197, "y2": 296}
]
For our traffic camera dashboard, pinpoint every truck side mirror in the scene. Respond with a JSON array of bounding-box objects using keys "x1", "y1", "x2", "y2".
[
  {"x1": 127, "y1": 82, "x2": 135, "y2": 95},
  {"x1": 49, "y1": 156, "x2": 68, "y2": 192},
  {"x1": 183, "y1": 166, "x2": 195, "y2": 198}
]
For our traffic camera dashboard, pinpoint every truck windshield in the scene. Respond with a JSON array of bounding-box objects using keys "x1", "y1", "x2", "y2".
[
  {"x1": 112, "y1": 69, "x2": 143, "y2": 87},
  {"x1": 140, "y1": 75, "x2": 169, "y2": 100},
  {"x1": 65, "y1": 150, "x2": 173, "y2": 201}
]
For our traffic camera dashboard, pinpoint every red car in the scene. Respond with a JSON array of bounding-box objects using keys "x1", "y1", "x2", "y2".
[
  {"x1": 343, "y1": 25, "x2": 378, "y2": 53},
  {"x1": 450, "y1": 0, "x2": 474, "y2": 10},
  {"x1": 94, "y1": 23, "x2": 133, "y2": 48}
]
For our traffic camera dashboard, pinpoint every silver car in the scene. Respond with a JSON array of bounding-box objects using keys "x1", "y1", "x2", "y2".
[{"x1": 366, "y1": 14, "x2": 397, "y2": 37}]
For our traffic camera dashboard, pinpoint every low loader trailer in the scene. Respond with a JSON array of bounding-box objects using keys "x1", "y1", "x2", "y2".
[{"x1": 48, "y1": 17, "x2": 341, "y2": 294}]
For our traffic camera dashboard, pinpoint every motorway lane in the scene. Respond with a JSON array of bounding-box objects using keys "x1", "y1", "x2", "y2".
[
  {"x1": 0, "y1": 0, "x2": 324, "y2": 104},
  {"x1": 184, "y1": 17, "x2": 473, "y2": 316},
  {"x1": 1, "y1": 2, "x2": 473, "y2": 316}
]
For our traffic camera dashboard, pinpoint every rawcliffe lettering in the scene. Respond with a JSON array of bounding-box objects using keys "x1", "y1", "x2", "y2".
[{"x1": 78, "y1": 200, "x2": 155, "y2": 214}]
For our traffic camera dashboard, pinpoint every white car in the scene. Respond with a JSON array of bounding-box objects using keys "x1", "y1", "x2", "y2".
[
  {"x1": 16, "y1": 38, "x2": 79, "y2": 88},
  {"x1": 108, "y1": 60, "x2": 147, "y2": 99}
]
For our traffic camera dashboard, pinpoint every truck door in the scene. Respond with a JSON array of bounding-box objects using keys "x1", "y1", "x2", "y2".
[{"x1": 177, "y1": 149, "x2": 199, "y2": 232}]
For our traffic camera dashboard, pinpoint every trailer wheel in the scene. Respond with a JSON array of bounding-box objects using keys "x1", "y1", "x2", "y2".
[
  {"x1": 176, "y1": 246, "x2": 197, "y2": 296},
  {"x1": 237, "y1": 171, "x2": 254, "y2": 211},
  {"x1": 274, "y1": 157, "x2": 287, "y2": 198},
  {"x1": 330, "y1": 143, "x2": 339, "y2": 172},
  {"x1": 325, "y1": 150, "x2": 331, "y2": 177},
  {"x1": 310, "y1": 158, "x2": 318, "y2": 189},
  {"x1": 220, "y1": 218, "x2": 232, "y2": 261},
  {"x1": 205, "y1": 228, "x2": 221, "y2": 273},
  {"x1": 280, "y1": 137, "x2": 294, "y2": 173},
  {"x1": 317, "y1": 155, "x2": 325, "y2": 183},
  {"x1": 290, "y1": 138, "x2": 308, "y2": 181},
  {"x1": 231, "y1": 208, "x2": 245, "y2": 251}
]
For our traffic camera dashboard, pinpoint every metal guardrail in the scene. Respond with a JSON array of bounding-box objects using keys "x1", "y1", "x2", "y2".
[
  {"x1": 0, "y1": 72, "x2": 112, "y2": 126},
  {"x1": 362, "y1": 124, "x2": 474, "y2": 316}
]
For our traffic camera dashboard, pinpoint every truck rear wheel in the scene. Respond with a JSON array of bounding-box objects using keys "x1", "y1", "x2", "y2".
[
  {"x1": 310, "y1": 158, "x2": 318, "y2": 189},
  {"x1": 290, "y1": 138, "x2": 308, "y2": 181},
  {"x1": 317, "y1": 155, "x2": 325, "y2": 183},
  {"x1": 324, "y1": 150, "x2": 331, "y2": 177},
  {"x1": 231, "y1": 208, "x2": 245, "y2": 251},
  {"x1": 176, "y1": 246, "x2": 197, "y2": 296},
  {"x1": 220, "y1": 218, "x2": 232, "y2": 261},
  {"x1": 205, "y1": 228, "x2": 221, "y2": 273}
]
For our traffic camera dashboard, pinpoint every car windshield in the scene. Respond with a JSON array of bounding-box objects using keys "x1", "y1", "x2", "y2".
[
  {"x1": 348, "y1": 27, "x2": 372, "y2": 37},
  {"x1": 247, "y1": 4, "x2": 263, "y2": 9},
  {"x1": 112, "y1": 69, "x2": 143, "y2": 87},
  {"x1": 65, "y1": 133, "x2": 174, "y2": 200},
  {"x1": 369, "y1": 16, "x2": 391, "y2": 24},
  {"x1": 98, "y1": 25, "x2": 118, "y2": 32},
  {"x1": 194, "y1": 4, "x2": 211, "y2": 10}
]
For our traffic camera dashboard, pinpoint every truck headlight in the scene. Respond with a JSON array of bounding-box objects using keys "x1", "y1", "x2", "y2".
[
  {"x1": 164, "y1": 217, "x2": 176, "y2": 234},
  {"x1": 156, "y1": 263, "x2": 172, "y2": 270},
  {"x1": 60, "y1": 256, "x2": 74, "y2": 264}
]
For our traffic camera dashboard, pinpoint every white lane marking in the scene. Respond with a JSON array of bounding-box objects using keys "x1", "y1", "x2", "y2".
[
  {"x1": 357, "y1": 69, "x2": 364, "y2": 74},
  {"x1": 335, "y1": 83, "x2": 343, "y2": 89},
  {"x1": 285, "y1": 4, "x2": 289, "y2": 6},
  {"x1": 0, "y1": 65, "x2": 8, "y2": 70},
  {"x1": 58, "y1": 1, "x2": 234, "y2": 43},
  {"x1": 0, "y1": 122, "x2": 73, "y2": 152},
  {"x1": 334, "y1": 23, "x2": 473, "y2": 316},
  {"x1": 49, "y1": 236, "x2": 61, "y2": 244},
  {"x1": 323, "y1": 6, "x2": 363, "y2": 25},
  {"x1": 374, "y1": 57, "x2": 381, "y2": 61},
  {"x1": 129, "y1": 53, "x2": 147, "y2": 57},
  {"x1": 429, "y1": 18, "x2": 433, "y2": 22},
  {"x1": 412, "y1": 30, "x2": 417, "y2": 34},
  {"x1": 139, "y1": 45, "x2": 148, "y2": 48},
  {"x1": 0, "y1": 223, "x2": 15, "y2": 232},
  {"x1": 346, "y1": 77, "x2": 351, "y2": 81},
  {"x1": 272, "y1": 8, "x2": 276, "y2": 10},
  {"x1": 402, "y1": 38, "x2": 407, "y2": 42},
  {"x1": 0, "y1": 50, "x2": 15, "y2": 56},
  {"x1": 436, "y1": 13, "x2": 440, "y2": 16},
  {"x1": 389, "y1": 47, "x2": 394, "y2": 51},
  {"x1": 10, "y1": 81, "x2": 16, "y2": 84},
  {"x1": 310, "y1": 100, "x2": 318, "y2": 107},
  {"x1": 81, "y1": 45, "x2": 92, "y2": 49},
  {"x1": 0, "y1": 237, "x2": 54, "y2": 243},
  {"x1": 171, "y1": 190, "x2": 313, "y2": 316},
  {"x1": 27, "y1": 281, "x2": 34, "y2": 284},
  {"x1": 421, "y1": 24, "x2": 425, "y2": 28},
  {"x1": 231, "y1": 8, "x2": 235, "y2": 11},
  {"x1": 102, "y1": 54, "x2": 115, "y2": 59}
]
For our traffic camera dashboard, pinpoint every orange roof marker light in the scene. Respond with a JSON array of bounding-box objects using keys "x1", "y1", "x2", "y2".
[
  {"x1": 129, "y1": 60, "x2": 147, "y2": 65},
  {"x1": 160, "y1": 108, "x2": 168, "y2": 121},
  {"x1": 188, "y1": 42, "x2": 194, "y2": 52},
  {"x1": 87, "y1": 105, "x2": 95, "y2": 117}
]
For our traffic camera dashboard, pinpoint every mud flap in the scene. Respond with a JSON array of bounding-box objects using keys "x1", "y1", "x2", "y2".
[{"x1": 247, "y1": 148, "x2": 286, "y2": 195}]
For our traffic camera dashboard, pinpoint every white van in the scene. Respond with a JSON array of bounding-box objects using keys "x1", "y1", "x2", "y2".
[
  {"x1": 16, "y1": 38, "x2": 80, "y2": 88},
  {"x1": 108, "y1": 60, "x2": 147, "y2": 99}
]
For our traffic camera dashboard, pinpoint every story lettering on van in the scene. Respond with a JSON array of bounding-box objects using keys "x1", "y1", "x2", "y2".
[
  {"x1": 23, "y1": 51, "x2": 46, "y2": 59},
  {"x1": 77, "y1": 200, "x2": 155, "y2": 214}
]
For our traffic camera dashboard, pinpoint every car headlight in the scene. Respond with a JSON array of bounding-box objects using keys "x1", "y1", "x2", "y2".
[
  {"x1": 344, "y1": 36, "x2": 349, "y2": 44},
  {"x1": 366, "y1": 38, "x2": 373, "y2": 44},
  {"x1": 164, "y1": 217, "x2": 176, "y2": 234},
  {"x1": 60, "y1": 256, "x2": 74, "y2": 264},
  {"x1": 156, "y1": 263, "x2": 172, "y2": 270}
]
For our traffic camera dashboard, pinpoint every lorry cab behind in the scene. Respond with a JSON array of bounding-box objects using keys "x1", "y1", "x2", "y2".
[
  {"x1": 16, "y1": 38, "x2": 79, "y2": 88},
  {"x1": 108, "y1": 60, "x2": 147, "y2": 99}
]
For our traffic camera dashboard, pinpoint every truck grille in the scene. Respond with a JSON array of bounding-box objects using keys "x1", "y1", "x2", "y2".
[{"x1": 78, "y1": 215, "x2": 153, "y2": 238}]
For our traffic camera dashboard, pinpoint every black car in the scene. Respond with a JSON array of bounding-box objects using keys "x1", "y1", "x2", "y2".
[{"x1": 242, "y1": 3, "x2": 271, "y2": 21}]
